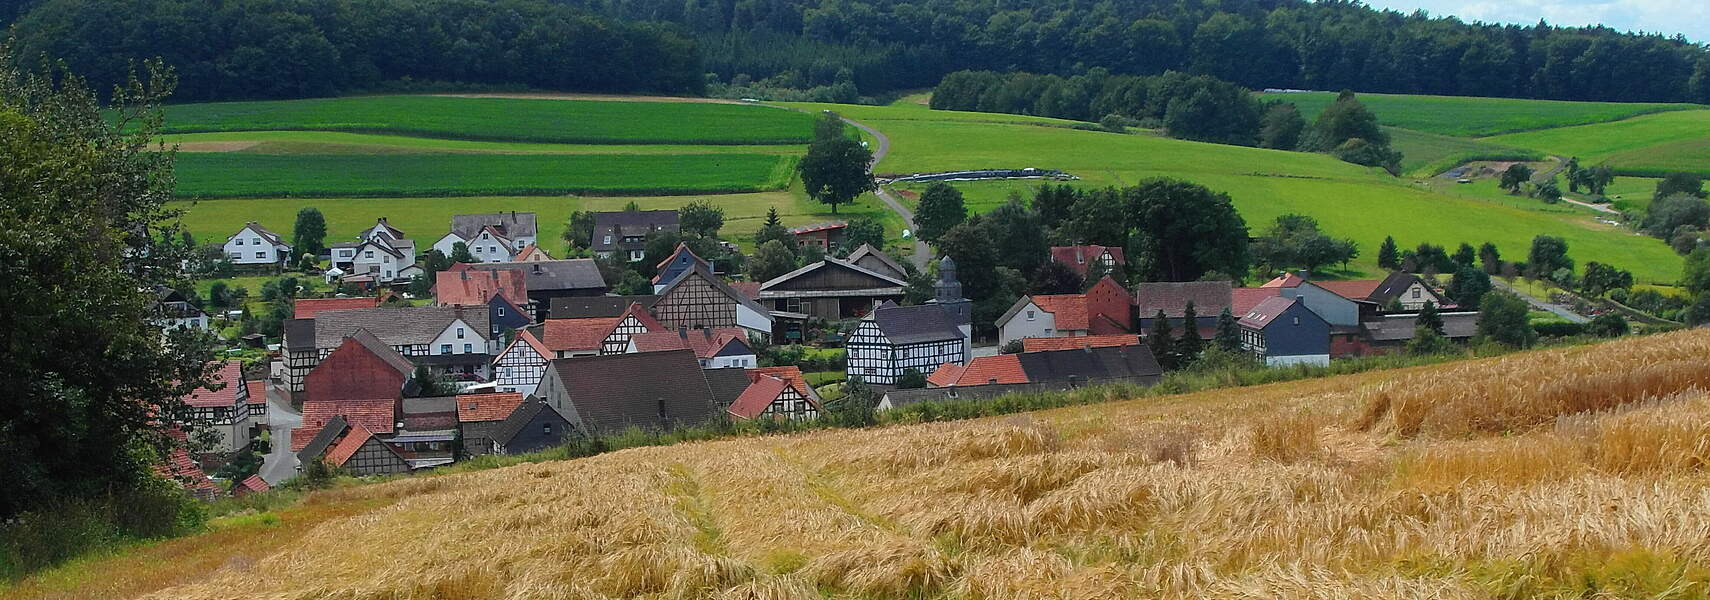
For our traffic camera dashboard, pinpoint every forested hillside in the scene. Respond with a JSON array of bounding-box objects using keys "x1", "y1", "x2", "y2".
[
  {"x1": 5, "y1": 0, "x2": 704, "y2": 101},
  {"x1": 5, "y1": 0, "x2": 1707, "y2": 104},
  {"x1": 597, "y1": 0, "x2": 1710, "y2": 103}
]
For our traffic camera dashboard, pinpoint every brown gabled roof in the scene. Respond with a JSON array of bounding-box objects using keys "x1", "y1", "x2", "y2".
[
  {"x1": 1261, "y1": 272, "x2": 1307, "y2": 288},
  {"x1": 245, "y1": 381, "x2": 267, "y2": 405},
  {"x1": 546, "y1": 350, "x2": 719, "y2": 433},
  {"x1": 1239, "y1": 296, "x2": 1300, "y2": 328},
  {"x1": 1314, "y1": 279, "x2": 1384, "y2": 302},
  {"x1": 539, "y1": 303, "x2": 663, "y2": 353},
  {"x1": 1134, "y1": 281, "x2": 1233, "y2": 317},
  {"x1": 1032, "y1": 294, "x2": 1090, "y2": 330},
  {"x1": 747, "y1": 366, "x2": 815, "y2": 400},
  {"x1": 324, "y1": 426, "x2": 374, "y2": 467},
  {"x1": 513, "y1": 244, "x2": 551, "y2": 261},
  {"x1": 344, "y1": 329, "x2": 417, "y2": 378},
  {"x1": 235, "y1": 474, "x2": 270, "y2": 495},
  {"x1": 789, "y1": 221, "x2": 847, "y2": 234},
  {"x1": 629, "y1": 328, "x2": 750, "y2": 359},
  {"x1": 1022, "y1": 334, "x2": 1140, "y2": 352},
  {"x1": 728, "y1": 281, "x2": 761, "y2": 300},
  {"x1": 727, "y1": 375, "x2": 790, "y2": 419},
  {"x1": 435, "y1": 268, "x2": 527, "y2": 308},
  {"x1": 294, "y1": 297, "x2": 381, "y2": 320},
  {"x1": 183, "y1": 362, "x2": 244, "y2": 408},
  {"x1": 1232, "y1": 287, "x2": 1282, "y2": 315},
  {"x1": 292, "y1": 398, "x2": 397, "y2": 451},
  {"x1": 928, "y1": 354, "x2": 1028, "y2": 387},
  {"x1": 1050, "y1": 245, "x2": 1125, "y2": 276},
  {"x1": 455, "y1": 393, "x2": 527, "y2": 423},
  {"x1": 155, "y1": 430, "x2": 218, "y2": 500}
]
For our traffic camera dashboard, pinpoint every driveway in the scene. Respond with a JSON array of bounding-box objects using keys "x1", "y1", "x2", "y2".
[
  {"x1": 836, "y1": 115, "x2": 932, "y2": 271},
  {"x1": 258, "y1": 375, "x2": 302, "y2": 485},
  {"x1": 1492, "y1": 279, "x2": 1590, "y2": 324}
]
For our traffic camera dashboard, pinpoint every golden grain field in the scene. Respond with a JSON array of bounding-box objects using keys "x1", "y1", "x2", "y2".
[{"x1": 93, "y1": 331, "x2": 1710, "y2": 598}]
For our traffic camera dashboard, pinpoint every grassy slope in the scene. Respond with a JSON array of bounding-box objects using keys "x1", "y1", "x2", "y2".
[
  {"x1": 785, "y1": 101, "x2": 1682, "y2": 283},
  {"x1": 174, "y1": 153, "x2": 795, "y2": 198},
  {"x1": 1385, "y1": 127, "x2": 1541, "y2": 177},
  {"x1": 17, "y1": 331, "x2": 1710, "y2": 599},
  {"x1": 159, "y1": 96, "x2": 818, "y2": 144},
  {"x1": 1258, "y1": 91, "x2": 1697, "y2": 136},
  {"x1": 1483, "y1": 110, "x2": 1710, "y2": 176},
  {"x1": 165, "y1": 131, "x2": 801, "y2": 155}
]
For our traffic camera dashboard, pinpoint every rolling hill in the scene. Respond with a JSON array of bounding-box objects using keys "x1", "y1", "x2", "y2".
[
  {"x1": 13, "y1": 331, "x2": 1710, "y2": 599},
  {"x1": 1257, "y1": 91, "x2": 1699, "y2": 137},
  {"x1": 1483, "y1": 110, "x2": 1710, "y2": 177}
]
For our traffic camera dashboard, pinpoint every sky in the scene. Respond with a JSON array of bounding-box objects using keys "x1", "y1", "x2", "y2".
[{"x1": 1358, "y1": 0, "x2": 1709, "y2": 44}]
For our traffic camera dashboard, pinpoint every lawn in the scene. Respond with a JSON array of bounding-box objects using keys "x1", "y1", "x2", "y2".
[
  {"x1": 164, "y1": 131, "x2": 802, "y2": 156},
  {"x1": 786, "y1": 101, "x2": 1682, "y2": 283},
  {"x1": 157, "y1": 96, "x2": 817, "y2": 145},
  {"x1": 172, "y1": 187, "x2": 904, "y2": 255},
  {"x1": 1483, "y1": 110, "x2": 1710, "y2": 176},
  {"x1": 174, "y1": 153, "x2": 796, "y2": 198},
  {"x1": 1257, "y1": 91, "x2": 1697, "y2": 136},
  {"x1": 1385, "y1": 127, "x2": 1542, "y2": 177}
]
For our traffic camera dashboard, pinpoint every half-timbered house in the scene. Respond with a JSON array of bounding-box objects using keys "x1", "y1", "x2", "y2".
[
  {"x1": 533, "y1": 302, "x2": 663, "y2": 359},
  {"x1": 651, "y1": 264, "x2": 772, "y2": 338},
  {"x1": 492, "y1": 329, "x2": 551, "y2": 397},
  {"x1": 846, "y1": 303, "x2": 968, "y2": 385},
  {"x1": 281, "y1": 306, "x2": 495, "y2": 392},
  {"x1": 179, "y1": 361, "x2": 252, "y2": 456}
]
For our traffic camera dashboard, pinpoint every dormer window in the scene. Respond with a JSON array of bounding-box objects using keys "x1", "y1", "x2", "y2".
[
  {"x1": 1026, "y1": 310, "x2": 1035, "y2": 321},
  {"x1": 1412, "y1": 288, "x2": 1422, "y2": 299},
  {"x1": 457, "y1": 327, "x2": 465, "y2": 339}
]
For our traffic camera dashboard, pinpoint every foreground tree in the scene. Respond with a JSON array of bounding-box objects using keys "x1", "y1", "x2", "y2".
[
  {"x1": 1477, "y1": 291, "x2": 1537, "y2": 348},
  {"x1": 292, "y1": 207, "x2": 327, "y2": 259},
  {"x1": 797, "y1": 112, "x2": 874, "y2": 214},
  {"x1": 0, "y1": 59, "x2": 218, "y2": 524},
  {"x1": 563, "y1": 210, "x2": 595, "y2": 250}
]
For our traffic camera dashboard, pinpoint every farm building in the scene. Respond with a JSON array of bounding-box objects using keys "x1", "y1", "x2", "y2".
[
  {"x1": 789, "y1": 221, "x2": 846, "y2": 251},
  {"x1": 996, "y1": 277, "x2": 1132, "y2": 347},
  {"x1": 758, "y1": 257, "x2": 906, "y2": 340},
  {"x1": 1134, "y1": 280, "x2": 1232, "y2": 339},
  {"x1": 461, "y1": 259, "x2": 609, "y2": 321},
  {"x1": 1238, "y1": 296, "x2": 1332, "y2": 367},
  {"x1": 534, "y1": 350, "x2": 721, "y2": 435},
  {"x1": 651, "y1": 264, "x2": 773, "y2": 339}
]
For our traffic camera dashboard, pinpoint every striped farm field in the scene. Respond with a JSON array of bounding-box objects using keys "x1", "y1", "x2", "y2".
[
  {"x1": 1258, "y1": 91, "x2": 1698, "y2": 137},
  {"x1": 1483, "y1": 110, "x2": 1710, "y2": 176},
  {"x1": 164, "y1": 131, "x2": 803, "y2": 156},
  {"x1": 173, "y1": 153, "x2": 796, "y2": 198},
  {"x1": 158, "y1": 95, "x2": 817, "y2": 145}
]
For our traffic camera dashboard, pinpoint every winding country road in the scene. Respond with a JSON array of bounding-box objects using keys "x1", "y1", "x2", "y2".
[
  {"x1": 1491, "y1": 278, "x2": 1590, "y2": 324},
  {"x1": 836, "y1": 116, "x2": 932, "y2": 270},
  {"x1": 259, "y1": 373, "x2": 302, "y2": 485}
]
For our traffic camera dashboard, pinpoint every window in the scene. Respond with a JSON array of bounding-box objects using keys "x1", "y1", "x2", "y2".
[
  {"x1": 543, "y1": 423, "x2": 552, "y2": 435},
  {"x1": 603, "y1": 235, "x2": 612, "y2": 245},
  {"x1": 440, "y1": 344, "x2": 452, "y2": 354},
  {"x1": 1411, "y1": 288, "x2": 1422, "y2": 299},
  {"x1": 228, "y1": 253, "x2": 241, "y2": 260},
  {"x1": 497, "y1": 307, "x2": 505, "y2": 317},
  {"x1": 365, "y1": 251, "x2": 374, "y2": 259},
  {"x1": 234, "y1": 238, "x2": 244, "y2": 246},
  {"x1": 463, "y1": 343, "x2": 473, "y2": 353},
  {"x1": 1292, "y1": 316, "x2": 1299, "y2": 325},
  {"x1": 1026, "y1": 310, "x2": 1035, "y2": 321},
  {"x1": 482, "y1": 233, "x2": 490, "y2": 240},
  {"x1": 255, "y1": 252, "x2": 266, "y2": 259},
  {"x1": 339, "y1": 250, "x2": 352, "y2": 257},
  {"x1": 457, "y1": 327, "x2": 465, "y2": 339},
  {"x1": 252, "y1": 238, "x2": 261, "y2": 245}
]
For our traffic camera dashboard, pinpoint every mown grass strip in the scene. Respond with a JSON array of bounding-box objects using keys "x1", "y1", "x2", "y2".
[
  {"x1": 1259, "y1": 91, "x2": 1699, "y2": 137},
  {"x1": 174, "y1": 153, "x2": 795, "y2": 198},
  {"x1": 158, "y1": 96, "x2": 817, "y2": 145}
]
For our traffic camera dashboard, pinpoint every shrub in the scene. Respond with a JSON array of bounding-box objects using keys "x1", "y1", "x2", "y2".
[{"x1": 1587, "y1": 313, "x2": 1631, "y2": 337}]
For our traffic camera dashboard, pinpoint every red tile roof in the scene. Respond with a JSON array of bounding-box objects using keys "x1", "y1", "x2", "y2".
[
  {"x1": 324, "y1": 426, "x2": 373, "y2": 467},
  {"x1": 1089, "y1": 313, "x2": 1129, "y2": 335},
  {"x1": 435, "y1": 268, "x2": 527, "y2": 307},
  {"x1": 294, "y1": 297, "x2": 379, "y2": 319},
  {"x1": 292, "y1": 398, "x2": 397, "y2": 451},
  {"x1": 155, "y1": 429, "x2": 218, "y2": 499},
  {"x1": 183, "y1": 362, "x2": 244, "y2": 408},
  {"x1": 455, "y1": 393, "x2": 526, "y2": 423},
  {"x1": 728, "y1": 281, "x2": 761, "y2": 300},
  {"x1": 790, "y1": 222, "x2": 847, "y2": 234},
  {"x1": 1050, "y1": 245, "x2": 1125, "y2": 276},
  {"x1": 727, "y1": 375, "x2": 790, "y2": 419},
  {"x1": 747, "y1": 366, "x2": 815, "y2": 399},
  {"x1": 539, "y1": 303, "x2": 662, "y2": 353},
  {"x1": 245, "y1": 381, "x2": 267, "y2": 405},
  {"x1": 1032, "y1": 294, "x2": 1090, "y2": 331},
  {"x1": 1312, "y1": 279, "x2": 1384, "y2": 301},
  {"x1": 235, "y1": 474, "x2": 270, "y2": 495},
  {"x1": 513, "y1": 244, "x2": 551, "y2": 261},
  {"x1": 1022, "y1": 334, "x2": 1140, "y2": 352},
  {"x1": 1260, "y1": 273, "x2": 1307, "y2": 288},
  {"x1": 1232, "y1": 288, "x2": 1281, "y2": 315},
  {"x1": 928, "y1": 354, "x2": 1028, "y2": 387},
  {"x1": 629, "y1": 328, "x2": 749, "y2": 359}
]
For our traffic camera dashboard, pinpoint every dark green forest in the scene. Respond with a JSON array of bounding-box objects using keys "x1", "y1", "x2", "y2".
[
  {"x1": 3, "y1": 0, "x2": 705, "y2": 101},
  {"x1": 4, "y1": 0, "x2": 1709, "y2": 104}
]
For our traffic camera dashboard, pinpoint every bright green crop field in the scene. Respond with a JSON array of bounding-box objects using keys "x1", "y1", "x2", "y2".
[
  {"x1": 1258, "y1": 91, "x2": 1697, "y2": 137},
  {"x1": 1483, "y1": 110, "x2": 1710, "y2": 176},
  {"x1": 159, "y1": 96, "x2": 816, "y2": 144},
  {"x1": 165, "y1": 131, "x2": 802, "y2": 156},
  {"x1": 784, "y1": 100, "x2": 1682, "y2": 283},
  {"x1": 174, "y1": 153, "x2": 796, "y2": 198}
]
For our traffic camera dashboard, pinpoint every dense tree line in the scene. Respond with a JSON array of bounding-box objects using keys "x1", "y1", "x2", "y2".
[
  {"x1": 7, "y1": 0, "x2": 704, "y2": 102},
  {"x1": 560, "y1": 0, "x2": 1710, "y2": 102}
]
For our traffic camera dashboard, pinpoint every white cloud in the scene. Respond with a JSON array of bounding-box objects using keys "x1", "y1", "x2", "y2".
[{"x1": 1360, "y1": 0, "x2": 1710, "y2": 43}]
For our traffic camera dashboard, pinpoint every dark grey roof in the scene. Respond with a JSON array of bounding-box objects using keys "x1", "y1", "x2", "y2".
[
  {"x1": 345, "y1": 329, "x2": 415, "y2": 376},
  {"x1": 451, "y1": 212, "x2": 537, "y2": 240},
  {"x1": 1016, "y1": 345, "x2": 1162, "y2": 383},
  {"x1": 240, "y1": 221, "x2": 288, "y2": 246},
  {"x1": 463, "y1": 260, "x2": 606, "y2": 293},
  {"x1": 702, "y1": 367, "x2": 753, "y2": 411},
  {"x1": 591, "y1": 210, "x2": 679, "y2": 251},
  {"x1": 1238, "y1": 296, "x2": 1300, "y2": 329},
  {"x1": 871, "y1": 304, "x2": 964, "y2": 344},
  {"x1": 413, "y1": 353, "x2": 495, "y2": 366},
  {"x1": 1363, "y1": 311, "x2": 1479, "y2": 341},
  {"x1": 547, "y1": 349, "x2": 719, "y2": 433},
  {"x1": 846, "y1": 244, "x2": 907, "y2": 280},
  {"x1": 284, "y1": 318, "x2": 317, "y2": 351},
  {"x1": 548, "y1": 295, "x2": 660, "y2": 319},
  {"x1": 311, "y1": 306, "x2": 492, "y2": 349},
  {"x1": 1368, "y1": 271, "x2": 1425, "y2": 304},
  {"x1": 492, "y1": 398, "x2": 570, "y2": 446},
  {"x1": 1135, "y1": 281, "x2": 1233, "y2": 317},
  {"x1": 296, "y1": 414, "x2": 348, "y2": 463},
  {"x1": 401, "y1": 395, "x2": 457, "y2": 415}
]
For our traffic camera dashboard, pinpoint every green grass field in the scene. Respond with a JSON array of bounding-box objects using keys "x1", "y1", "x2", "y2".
[
  {"x1": 1386, "y1": 127, "x2": 1543, "y2": 177},
  {"x1": 1483, "y1": 110, "x2": 1710, "y2": 176},
  {"x1": 1258, "y1": 91, "x2": 1697, "y2": 137},
  {"x1": 784, "y1": 100, "x2": 1682, "y2": 283},
  {"x1": 165, "y1": 131, "x2": 802, "y2": 156},
  {"x1": 159, "y1": 96, "x2": 816, "y2": 144},
  {"x1": 174, "y1": 153, "x2": 796, "y2": 198}
]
